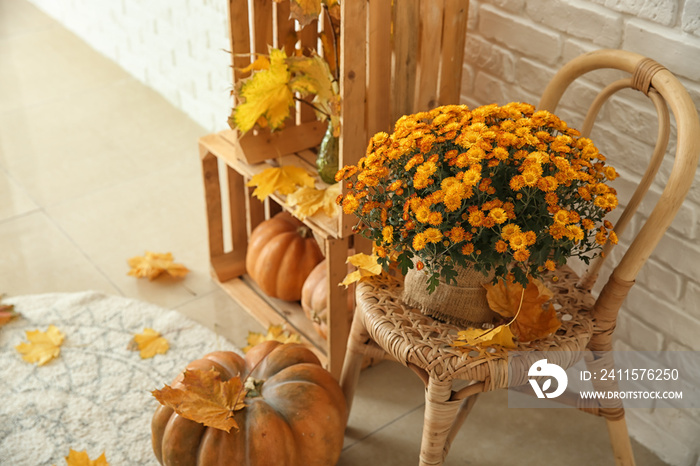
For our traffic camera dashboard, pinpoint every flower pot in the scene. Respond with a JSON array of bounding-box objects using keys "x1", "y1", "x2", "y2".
[{"x1": 402, "y1": 260, "x2": 497, "y2": 327}]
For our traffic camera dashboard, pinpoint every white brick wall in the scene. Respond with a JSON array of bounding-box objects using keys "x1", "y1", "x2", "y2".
[
  {"x1": 462, "y1": 1, "x2": 700, "y2": 464},
  {"x1": 26, "y1": 0, "x2": 233, "y2": 133}
]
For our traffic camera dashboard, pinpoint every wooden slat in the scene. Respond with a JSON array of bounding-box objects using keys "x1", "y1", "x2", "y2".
[
  {"x1": 201, "y1": 148, "x2": 225, "y2": 258},
  {"x1": 325, "y1": 236, "x2": 351, "y2": 380},
  {"x1": 339, "y1": 0, "x2": 368, "y2": 237},
  {"x1": 241, "y1": 276, "x2": 327, "y2": 352},
  {"x1": 210, "y1": 251, "x2": 246, "y2": 282},
  {"x1": 276, "y1": 1, "x2": 297, "y2": 55},
  {"x1": 266, "y1": 198, "x2": 284, "y2": 218},
  {"x1": 227, "y1": 166, "x2": 248, "y2": 253},
  {"x1": 392, "y1": 0, "x2": 420, "y2": 123},
  {"x1": 438, "y1": 0, "x2": 469, "y2": 105},
  {"x1": 221, "y1": 120, "x2": 328, "y2": 164},
  {"x1": 415, "y1": 0, "x2": 445, "y2": 111},
  {"x1": 300, "y1": 16, "x2": 321, "y2": 123},
  {"x1": 253, "y1": 0, "x2": 274, "y2": 56},
  {"x1": 229, "y1": 0, "x2": 252, "y2": 85},
  {"x1": 217, "y1": 277, "x2": 327, "y2": 364},
  {"x1": 368, "y1": 0, "x2": 393, "y2": 136},
  {"x1": 245, "y1": 176, "x2": 266, "y2": 236}
]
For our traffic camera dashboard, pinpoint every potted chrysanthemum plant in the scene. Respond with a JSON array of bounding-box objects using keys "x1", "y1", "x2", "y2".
[{"x1": 336, "y1": 102, "x2": 619, "y2": 326}]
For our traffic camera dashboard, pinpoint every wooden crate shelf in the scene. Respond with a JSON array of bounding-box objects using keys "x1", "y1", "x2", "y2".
[
  {"x1": 200, "y1": 129, "x2": 353, "y2": 379},
  {"x1": 201, "y1": 131, "x2": 340, "y2": 240},
  {"x1": 217, "y1": 276, "x2": 328, "y2": 364},
  {"x1": 200, "y1": 0, "x2": 469, "y2": 380}
]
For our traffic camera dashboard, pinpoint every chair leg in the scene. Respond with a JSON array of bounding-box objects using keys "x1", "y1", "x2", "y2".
[
  {"x1": 419, "y1": 378, "x2": 462, "y2": 466},
  {"x1": 444, "y1": 394, "x2": 479, "y2": 453},
  {"x1": 607, "y1": 416, "x2": 636, "y2": 466},
  {"x1": 339, "y1": 309, "x2": 373, "y2": 413}
]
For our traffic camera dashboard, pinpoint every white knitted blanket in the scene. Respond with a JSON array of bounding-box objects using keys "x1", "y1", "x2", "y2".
[{"x1": 0, "y1": 292, "x2": 239, "y2": 465}]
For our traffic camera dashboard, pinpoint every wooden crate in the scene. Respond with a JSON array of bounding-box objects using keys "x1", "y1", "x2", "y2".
[{"x1": 200, "y1": 0, "x2": 469, "y2": 379}]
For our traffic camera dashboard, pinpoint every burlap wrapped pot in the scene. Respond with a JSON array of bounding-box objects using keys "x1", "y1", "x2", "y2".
[{"x1": 402, "y1": 260, "x2": 497, "y2": 327}]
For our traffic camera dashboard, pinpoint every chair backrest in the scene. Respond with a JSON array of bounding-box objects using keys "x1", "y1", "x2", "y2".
[{"x1": 538, "y1": 49, "x2": 700, "y2": 350}]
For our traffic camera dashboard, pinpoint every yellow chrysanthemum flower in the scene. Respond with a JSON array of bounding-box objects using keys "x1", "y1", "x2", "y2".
[
  {"x1": 382, "y1": 226, "x2": 394, "y2": 244},
  {"x1": 509, "y1": 232, "x2": 528, "y2": 251},
  {"x1": 489, "y1": 208, "x2": 508, "y2": 224},
  {"x1": 553, "y1": 209, "x2": 570, "y2": 225},
  {"x1": 415, "y1": 205, "x2": 430, "y2": 223},
  {"x1": 413, "y1": 233, "x2": 427, "y2": 251},
  {"x1": 513, "y1": 249, "x2": 530, "y2": 262},
  {"x1": 424, "y1": 228, "x2": 443, "y2": 243},
  {"x1": 468, "y1": 210, "x2": 485, "y2": 227},
  {"x1": 501, "y1": 223, "x2": 521, "y2": 240},
  {"x1": 428, "y1": 211, "x2": 443, "y2": 225}
]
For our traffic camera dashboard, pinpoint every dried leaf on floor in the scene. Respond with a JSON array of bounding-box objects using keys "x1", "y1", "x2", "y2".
[
  {"x1": 60, "y1": 448, "x2": 109, "y2": 466},
  {"x1": 484, "y1": 275, "x2": 560, "y2": 342},
  {"x1": 285, "y1": 183, "x2": 340, "y2": 220},
  {"x1": 153, "y1": 369, "x2": 247, "y2": 432},
  {"x1": 15, "y1": 324, "x2": 65, "y2": 366},
  {"x1": 340, "y1": 253, "x2": 383, "y2": 287},
  {"x1": 247, "y1": 166, "x2": 316, "y2": 201},
  {"x1": 128, "y1": 328, "x2": 169, "y2": 359},
  {"x1": 127, "y1": 251, "x2": 189, "y2": 281},
  {"x1": 0, "y1": 303, "x2": 20, "y2": 327},
  {"x1": 244, "y1": 325, "x2": 300, "y2": 353}
]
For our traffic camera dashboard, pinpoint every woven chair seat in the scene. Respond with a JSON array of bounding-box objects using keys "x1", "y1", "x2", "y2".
[{"x1": 355, "y1": 265, "x2": 596, "y2": 391}]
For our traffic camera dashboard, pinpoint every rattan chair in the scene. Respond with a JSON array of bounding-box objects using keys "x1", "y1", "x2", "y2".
[{"x1": 339, "y1": 49, "x2": 700, "y2": 466}]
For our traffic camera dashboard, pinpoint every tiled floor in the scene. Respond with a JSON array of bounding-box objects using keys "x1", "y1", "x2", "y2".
[{"x1": 0, "y1": 1, "x2": 667, "y2": 464}]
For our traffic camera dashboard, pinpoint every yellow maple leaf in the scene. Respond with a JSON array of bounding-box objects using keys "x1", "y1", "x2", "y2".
[
  {"x1": 288, "y1": 53, "x2": 340, "y2": 136},
  {"x1": 484, "y1": 275, "x2": 560, "y2": 343},
  {"x1": 127, "y1": 251, "x2": 189, "y2": 281},
  {"x1": 0, "y1": 303, "x2": 19, "y2": 327},
  {"x1": 128, "y1": 328, "x2": 169, "y2": 359},
  {"x1": 230, "y1": 48, "x2": 294, "y2": 133},
  {"x1": 340, "y1": 253, "x2": 383, "y2": 287},
  {"x1": 247, "y1": 166, "x2": 315, "y2": 201},
  {"x1": 238, "y1": 54, "x2": 270, "y2": 75},
  {"x1": 274, "y1": 0, "x2": 322, "y2": 27},
  {"x1": 243, "y1": 325, "x2": 300, "y2": 353},
  {"x1": 153, "y1": 369, "x2": 247, "y2": 432},
  {"x1": 454, "y1": 324, "x2": 517, "y2": 349},
  {"x1": 60, "y1": 448, "x2": 109, "y2": 466},
  {"x1": 285, "y1": 183, "x2": 340, "y2": 220},
  {"x1": 15, "y1": 324, "x2": 65, "y2": 366}
]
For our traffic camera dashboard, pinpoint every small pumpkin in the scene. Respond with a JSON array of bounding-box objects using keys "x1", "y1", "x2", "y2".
[
  {"x1": 152, "y1": 341, "x2": 347, "y2": 466},
  {"x1": 246, "y1": 212, "x2": 324, "y2": 301},
  {"x1": 301, "y1": 259, "x2": 355, "y2": 340}
]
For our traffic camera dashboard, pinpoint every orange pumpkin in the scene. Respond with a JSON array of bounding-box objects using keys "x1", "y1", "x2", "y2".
[
  {"x1": 246, "y1": 212, "x2": 324, "y2": 301},
  {"x1": 151, "y1": 341, "x2": 347, "y2": 466},
  {"x1": 301, "y1": 259, "x2": 355, "y2": 340}
]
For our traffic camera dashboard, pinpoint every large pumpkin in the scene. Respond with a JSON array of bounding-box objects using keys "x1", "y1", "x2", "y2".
[
  {"x1": 246, "y1": 212, "x2": 324, "y2": 301},
  {"x1": 151, "y1": 341, "x2": 347, "y2": 466},
  {"x1": 301, "y1": 259, "x2": 355, "y2": 340}
]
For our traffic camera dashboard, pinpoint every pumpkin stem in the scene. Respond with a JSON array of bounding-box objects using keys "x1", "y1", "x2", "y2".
[
  {"x1": 244, "y1": 377, "x2": 265, "y2": 398},
  {"x1": 297, "y1": 225, "x2": 312, "y2": 238}
]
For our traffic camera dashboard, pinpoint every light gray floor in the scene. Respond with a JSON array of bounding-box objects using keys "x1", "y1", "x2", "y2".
[{"x1": 0, "y1": 1, "x2": 667, "y2": 464}]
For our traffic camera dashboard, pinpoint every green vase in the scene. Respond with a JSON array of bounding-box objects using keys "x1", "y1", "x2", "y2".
[{"x1": 316, "y1": 123, "x2": 339, "y2": 185}]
